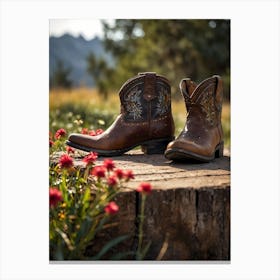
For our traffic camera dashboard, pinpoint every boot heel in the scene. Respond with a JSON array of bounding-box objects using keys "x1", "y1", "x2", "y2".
[
  {"x1": 141, "y1": 138, "x2": 173, "y2": 155},
  {"x1": 215, "y1": 141, "x2": 224, "y2": 158}
]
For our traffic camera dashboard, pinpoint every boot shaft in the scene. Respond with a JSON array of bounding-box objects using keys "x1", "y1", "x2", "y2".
[
  {"x1": 180, "y1": 76, "x2": 223, "y2": 128},
  {"x1": 119, "y1": 72, "x2": 172, "y2": 123}
]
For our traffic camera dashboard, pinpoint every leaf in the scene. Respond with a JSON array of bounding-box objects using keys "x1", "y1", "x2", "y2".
[
  {"x1": 55, "y1": 227, "x2": 74, "y2": 251},
  {"x1": 60, "y1": 173, "x2": 69, "y2": 205},
  {"x1": 91, "y1": 235, "x2": 128, "y2": 260},
  {"x1": 82, "y1": 187, "x2": 91, "y2": 204},
  {"x1": 54, "y1": 244, "x2": 64, "y2": 260},
  {"x1": 81, "y1": 187, "x2": 91, "y2": 217},
  {"x1": 91, "y1": 215, "x2": 107, "y2": 236},
  {"x1": 81, "y1": 215, "x2": 106, "y2": 245},
  {"x1": 75, "y1": 217, "x2": 92, "y2": 245},
  {"x1": 141, "y1": 241, "x2": 151, "y2": 260},
  {"x1": 136, "y1": 241, "x2": 151, "y2": 260}
]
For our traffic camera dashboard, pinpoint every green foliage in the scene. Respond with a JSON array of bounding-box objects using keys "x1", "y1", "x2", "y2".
[
  {"x1": 99, "y1": 19, "x2": 230, "y2": 100},
  {"x1": 49, "y1": 133, "x2": 132, "y2": 260},
  {"x1": 49, "y1": 103, "x2": 116, "y2": 136},
  {"x1": 51, "y1": 60, "x2": 73, "y2": 89},
  {"x1": 87, "y1": 53, "x2": 114, "y2": 99}
]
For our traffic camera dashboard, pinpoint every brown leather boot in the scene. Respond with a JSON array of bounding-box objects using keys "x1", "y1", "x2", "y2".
[
  {"x1": 66, "y1": 72, "x2": 175, "y2": 156},
  {"x1": 164, "y1": 75, "x2": 224, "y2": 162}
]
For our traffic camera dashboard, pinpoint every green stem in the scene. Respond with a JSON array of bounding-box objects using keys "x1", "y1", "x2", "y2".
[
  {"x1": 84, "y1": 165, "x2": 90, "y2": 181},
  {"x1": 137, "y1": 194, "x2": 146, "y2": 260}
]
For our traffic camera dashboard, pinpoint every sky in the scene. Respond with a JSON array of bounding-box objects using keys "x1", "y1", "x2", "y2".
[{"x1": 49, "y1": 19, "x2": 115, "y2": 40}]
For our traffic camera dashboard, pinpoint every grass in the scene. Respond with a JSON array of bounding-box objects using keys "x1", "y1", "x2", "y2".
[
  {"x1": 50, "y1": 88, "x2": 120, "y2": 113},
  {"x1": 50, "y1": 87, "x2": 230, "y2": 148}
]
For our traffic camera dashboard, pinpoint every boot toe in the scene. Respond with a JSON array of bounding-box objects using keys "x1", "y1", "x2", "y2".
[
  {"x1": 68, "y1": 133, "x2": 86, "y2": 144},
  {"x1": 168, "y1": 139, "x2": 200, "y2": 153},
  {"x1": 67, "y1": 133, "x2": 97, "y2": 148},
  {"x1": 165, "y1": 138, "x2": 211, "y2": 160}
]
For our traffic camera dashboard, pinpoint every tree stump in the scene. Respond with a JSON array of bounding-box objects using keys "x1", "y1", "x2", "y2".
[{"x1": 53, "y1": 149, "x2": 230, "y2": 260}]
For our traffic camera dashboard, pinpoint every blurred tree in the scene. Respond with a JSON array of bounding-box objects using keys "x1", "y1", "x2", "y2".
[
  {"x1": 87, "y1": 53, "x2": 114, "y2": 99},
  {"x1": 51, "y1": 60, "x2": 73, "y2": 89},
  {"x1": 92, "y1": 19, "x2": 230, "y2": 101}
]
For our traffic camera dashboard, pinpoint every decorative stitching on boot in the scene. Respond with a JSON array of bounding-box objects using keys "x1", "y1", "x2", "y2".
[
  {"x1": 124, "y1": 86, "x2": 143, "y2": 120},
  {"x1": 155, "y1": 84, "x2": 170, "y2": 116},
  {"x1": 120, "y1": 118, "x2": 147, "y2": 126},
  {"x1": 120, "y1": 115, "x2": 168, "y2": 126},
  {"x1": 152, "y1": 82, "x2": 171, "y2": 119},
  {"x1": 200, "y1": 88, "x2": 217, "y2": 127},
  {"x1": 120, "y1": 74, "x2": 171, "y2": 123},
  {"x1": 151, "y1": 115, "x2": 169, "y2": 122},
  {"x1": 121, "y1": 81, "x2": 146, "y2": 122}
]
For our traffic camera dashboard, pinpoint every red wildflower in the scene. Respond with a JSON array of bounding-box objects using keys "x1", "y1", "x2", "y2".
[
  {"x1": 55, "y1": 128, "x2": 67, "y2": 139},
  {"x1": 96, "y1": 129, "x2": 104, "y2": 135},
  {"x1": 114, "y1": 168, "x2": 124, "y2": 179},
  {"x1": 107, "y1": 175, "x2": 118, "y2": 187},
  {"x1": 103, "y1": 159, "x2": 115, "y2": 171},
  {"x1": 59, "y1": 154, "x2": 73, "y2": 169},
  {"x1": 89, "y1": 130, "x2": 96, "y2": 136},
  {"x1": 104, "y1": 201, "x2": 119, "y2": 215},
  {"x1": 91, "y1": 165, "x2": 106, "y2": 178},
  {"x1": 136, "y1": 182, "x2": 152, "y2": 195},
  {"x1": 83, "y1": 152, "x2": 98, "y2": 166},
  {"x1": 49, "y1": 139, "x2": 54, "y2": 148},
  {"x1": 124, "y1": 170, "x2": 135, "y2": 181},
  {"x1": 49, "y1": 187, "x2": 63, "y2": 207},
  {"x1": 81, "y1": 128, "x2": 88, "y2": 134},
  {"x1": 66, "y1": 146, "x2": 75, "y2": 154}
]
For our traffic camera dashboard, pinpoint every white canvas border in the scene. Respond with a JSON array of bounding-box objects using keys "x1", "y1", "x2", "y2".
[{"x1": 0, "y1": 0, "x2": 279, "y2": 279}]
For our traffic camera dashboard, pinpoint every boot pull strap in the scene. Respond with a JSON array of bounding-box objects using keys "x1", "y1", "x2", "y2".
[
  {"x1": 179, "y1": 79, "x2": 194, "y2": 110},
  {"x1": 179, "y1": 78, "x2": 190, "y2": 95},
  {"x1": 142, "y1": 72, "x2": 157, "y2": 101},
  {"x1": 138, "y1": 72, "x2": 156, "y2": 76},
  {"x1": 179, "y1": 78, "x2": 198, "y2": 100}
]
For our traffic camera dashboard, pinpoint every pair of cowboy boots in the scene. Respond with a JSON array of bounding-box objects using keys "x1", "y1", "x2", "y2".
[{"x1": 66, "y1": 72, "x2": 224, "y2": 162}]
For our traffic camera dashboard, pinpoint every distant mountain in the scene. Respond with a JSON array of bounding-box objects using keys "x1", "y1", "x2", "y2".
[{"x1": 49, "y1": 33, "x2": 113, "y2": 87}]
